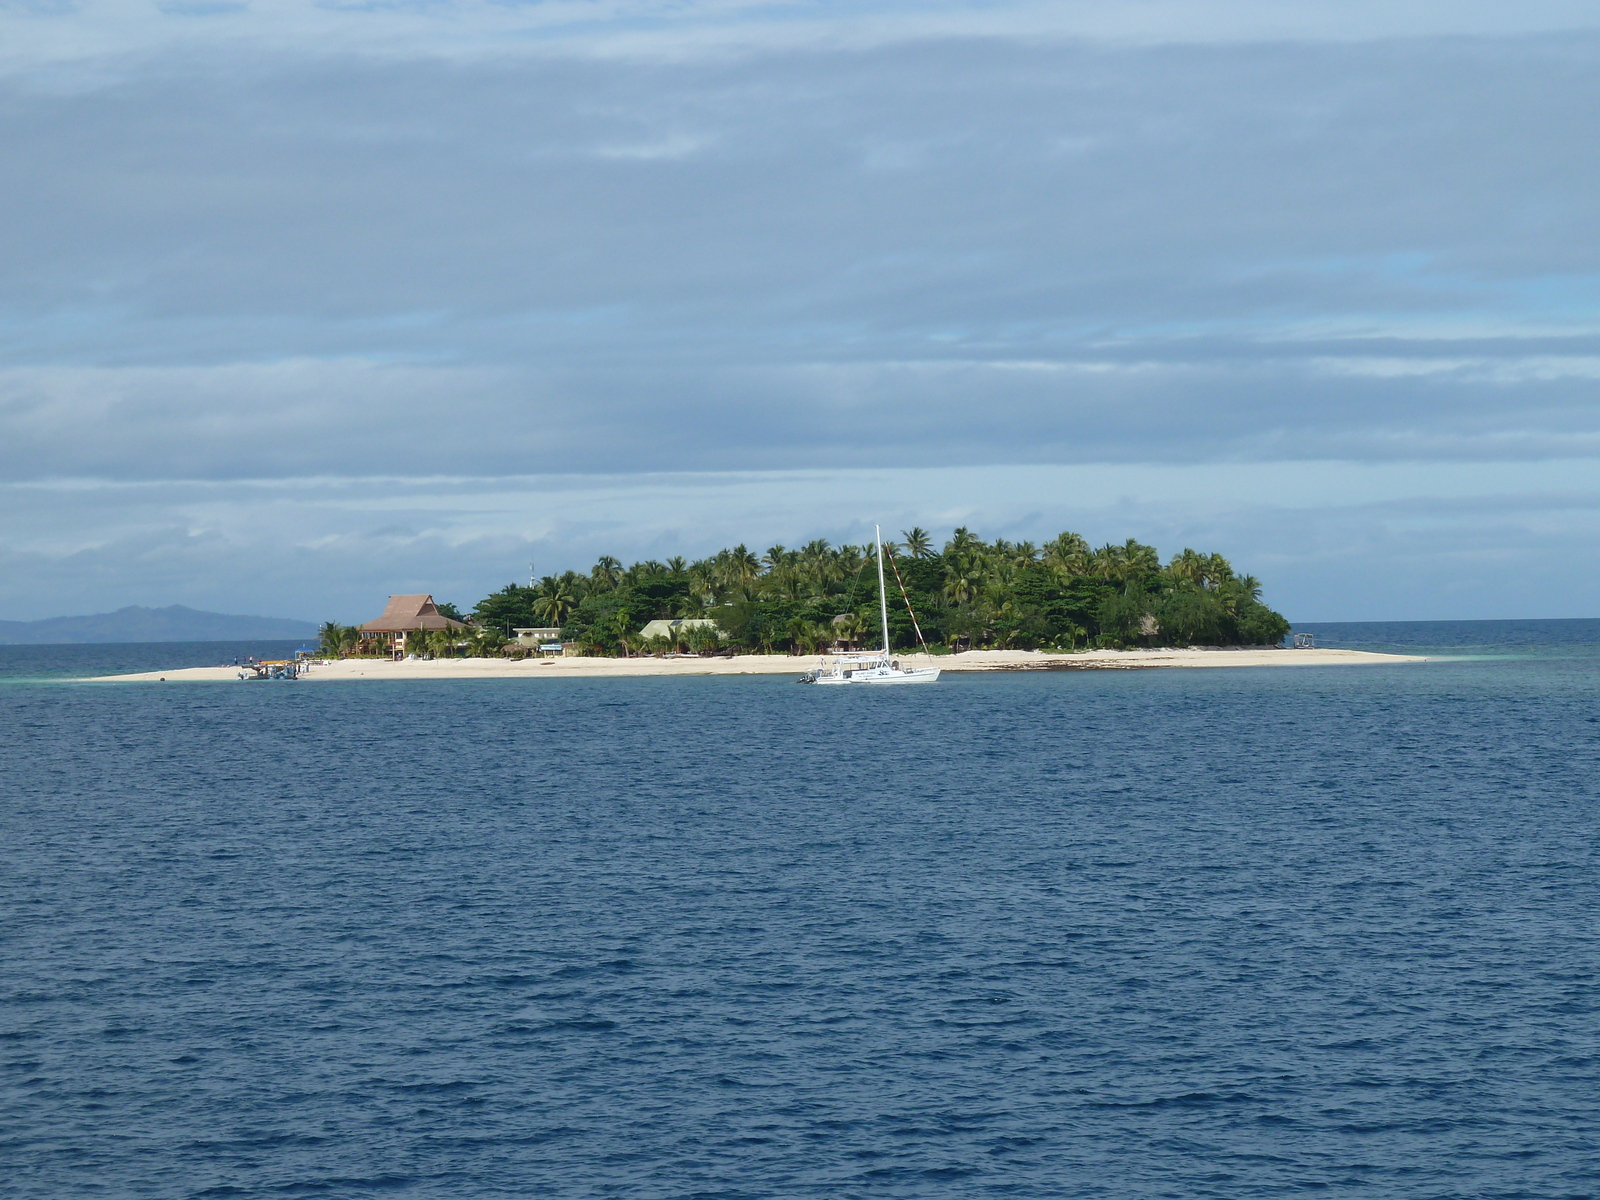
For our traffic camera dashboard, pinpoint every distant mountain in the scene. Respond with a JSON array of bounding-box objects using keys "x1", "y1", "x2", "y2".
[{"x1": 0, "y1": 605, "x2": 321, "y2": 645}]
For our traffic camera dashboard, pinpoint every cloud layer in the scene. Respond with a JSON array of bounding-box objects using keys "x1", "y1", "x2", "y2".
[
  {"x1": 3, "y1": 11, "x2": 1599, "y2": 620},
  {"x1": 8, "y1": 461, "x2": 1600, "y2": 623}
]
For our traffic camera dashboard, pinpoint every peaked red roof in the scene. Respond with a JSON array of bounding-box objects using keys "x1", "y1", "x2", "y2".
[{"x1": 358, "y1": 594, "x2": 469, "y2": 633}]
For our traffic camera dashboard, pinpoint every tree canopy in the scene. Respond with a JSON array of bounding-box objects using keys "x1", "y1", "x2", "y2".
[{"x1": 463, "y1": 528, "x2": 1290, "y2": 655}]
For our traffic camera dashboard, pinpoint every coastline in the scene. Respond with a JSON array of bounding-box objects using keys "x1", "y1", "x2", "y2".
[{"x1": 86, "y1": 646, "x2": 1424, "y2": 682}]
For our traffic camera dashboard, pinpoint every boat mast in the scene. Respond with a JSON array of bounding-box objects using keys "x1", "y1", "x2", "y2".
[{"x1": 875, "y1": 524, "x2": 891, "y2": 656}]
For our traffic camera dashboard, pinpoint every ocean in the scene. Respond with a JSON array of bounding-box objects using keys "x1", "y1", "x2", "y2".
[{"x1": 3, "y1": 621, "x2": 1599, "y2": 1197}]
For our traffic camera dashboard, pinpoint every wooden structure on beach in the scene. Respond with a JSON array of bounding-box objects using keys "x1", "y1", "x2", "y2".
[{"x1": 358, "y1": 594, "x2": 468, "y2": 652}]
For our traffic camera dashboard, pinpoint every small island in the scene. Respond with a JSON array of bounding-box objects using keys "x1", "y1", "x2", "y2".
[
  {"x1": 92, "y1": 527, "x2": 1425, "y2": 680},
  {"x1": 332, "y1": 527, "x2": 1297, "y2": 659}
]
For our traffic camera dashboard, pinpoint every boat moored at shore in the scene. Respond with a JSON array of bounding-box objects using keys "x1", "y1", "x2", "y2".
[
  {"x1": 798, "y1": 525, "x2": 941, "y2": 686},
  {"x1": 798, "y1": 650, "x2": 940, "y2": 685}
]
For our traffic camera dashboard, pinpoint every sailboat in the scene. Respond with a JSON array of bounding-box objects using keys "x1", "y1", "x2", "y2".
[{"x1": 798, "y1": 525, "x2": 941, "y2": 685}]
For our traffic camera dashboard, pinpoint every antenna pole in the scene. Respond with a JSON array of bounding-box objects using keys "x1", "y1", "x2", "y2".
[{"x1": 875, "y1": 525, "x2": 891, "y2": 655}]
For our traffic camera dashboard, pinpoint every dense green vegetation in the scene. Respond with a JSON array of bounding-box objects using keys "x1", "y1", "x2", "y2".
[
  {"x1": 315, "y1": 621, "x2": 502, "y2": 659},
  {"x1": 460, "y1": 527, "x2": 1290, "y2": 655}
]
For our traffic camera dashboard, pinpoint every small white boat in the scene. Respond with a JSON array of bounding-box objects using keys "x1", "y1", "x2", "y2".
[
  {"x1": 798, "y1": 525, "x2": 941, "y2": 686},
  {"x1": 800, "y1": 650, "x2": 941, "y2": 685}
]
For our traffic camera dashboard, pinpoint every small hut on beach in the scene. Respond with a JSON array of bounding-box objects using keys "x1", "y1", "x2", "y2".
[{"x1": 358, "y1": 594, "x2": 468, "y2": 653}]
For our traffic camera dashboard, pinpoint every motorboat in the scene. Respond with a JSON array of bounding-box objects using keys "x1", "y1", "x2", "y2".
[{"x1": 239, "y1": 659, "x2": 302, "y2": 680}]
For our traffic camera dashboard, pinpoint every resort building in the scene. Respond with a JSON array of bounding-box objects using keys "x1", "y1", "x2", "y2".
[
  {"x1": 358, "y1": 594, "x2": 468, "y2": 652},
  {"x1": 635, "y1": 617, "x2": 719, "y2": 642},
  {"x1": 512, "y1": 627, "x2": 563, "y2": 649}
]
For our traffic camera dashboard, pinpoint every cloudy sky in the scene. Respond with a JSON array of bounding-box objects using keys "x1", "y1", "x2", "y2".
[{"x1": 4, "y1": 1, "x2": 1599, "y2": 623}]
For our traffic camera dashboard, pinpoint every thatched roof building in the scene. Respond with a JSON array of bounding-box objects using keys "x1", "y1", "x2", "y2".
[{"x1": 358, "y1": 595, "x2": 468, "y2": 639}]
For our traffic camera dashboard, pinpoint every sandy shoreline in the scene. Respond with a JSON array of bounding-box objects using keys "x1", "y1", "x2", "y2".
[{"x1": 87, "y1": 646, "x2": 1423, "y2": 683}]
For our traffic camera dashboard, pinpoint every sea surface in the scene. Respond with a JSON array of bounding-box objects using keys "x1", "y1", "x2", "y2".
[{"x1": 3, "y1": 622, "x2": 1599, "y2": 1197}]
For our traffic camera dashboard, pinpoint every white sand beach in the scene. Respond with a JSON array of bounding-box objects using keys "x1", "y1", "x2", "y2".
[{"x1": 89, "y1": 646, "x2": 1422, "y2": 683}]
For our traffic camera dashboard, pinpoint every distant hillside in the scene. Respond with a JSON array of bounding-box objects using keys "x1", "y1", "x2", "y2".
[{"x1": 0, "y1": 605, "x2": 320, "y2": 645}]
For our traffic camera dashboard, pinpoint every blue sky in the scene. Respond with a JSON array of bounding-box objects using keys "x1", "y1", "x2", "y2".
[{"x1": 3, "y1": 1, "x2": 1600, "y2": 622}]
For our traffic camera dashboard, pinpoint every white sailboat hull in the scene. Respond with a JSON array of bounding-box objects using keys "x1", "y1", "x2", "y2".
[
  {"x1": 812, "y1": 665, "x2": 941, "y2": 685},
  {"x1": 798, "y1": 524, "x2": 942, "y2": 686}
]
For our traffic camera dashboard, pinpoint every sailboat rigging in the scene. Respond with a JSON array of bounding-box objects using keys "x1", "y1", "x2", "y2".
[{"x1": 798, "y1": 525, "x2": 941, "y2": 685}]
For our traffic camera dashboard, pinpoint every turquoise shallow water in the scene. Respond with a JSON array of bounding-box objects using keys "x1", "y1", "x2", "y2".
[
  {"x1": 3, "y1": 624, "x2": 1599, "y2": 1197},
  {"x1": 0, "y1": 640, "x2": 309, "y2": 683},
  {"x1": 1293, "y1": 617, "x2": 1600, "y2": 659}
]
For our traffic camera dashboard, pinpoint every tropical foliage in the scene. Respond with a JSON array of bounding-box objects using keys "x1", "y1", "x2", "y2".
[
  {"x1": 464, "y1": 527, "x2": 1290, "y2": 654},
  {"x1": 317, "y1": 622, "x2": 362, "y2": 656},
  {"x1": 324, "y1": 528, "x2": 1289, "y2": 657},
  {"x1": 316, "y1": 619, "x2": 502, "y2": 659}
]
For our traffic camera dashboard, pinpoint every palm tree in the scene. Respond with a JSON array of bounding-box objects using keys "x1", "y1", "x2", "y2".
[
  {"x1": 318, "y1": 621, "x2": 354, "y2": 657},
  {"x1": 945, "y1": 526, "x2": 981, "y2": 557},
  {"x1": 1123, "y1": 538, "x2": 1161, "y2": 577},
  {"x1": 1089, "y1": 542, "x2": 1125, "y2": 580},
  {"x1": 787, "y1": 620, "x2": 812, "y2": 659},
  {"x1": 1091, "y1": 540, "x2": 1157, "y2": 583},
  {"x1": 832, "y1": 612, "x2": 865, "y2": 649},
  {"x1": 1166, "y1": 548, "x2": 1234, "y2": 590},
  {"x1": 987, "y1": 556, "x2": 1020, "y2": 591},
  {"x1": 466, "y1": 624, "x2": 503, "y2": 657},
  {"x1": 1214, "y1": 573, "x2": 1262, "y2": 620},
  {"x1": 1044, "y1": 531, "x2": 1090, "y2": 575},
  {"x1": 611, "y1": 610, "x2": 634, "y2": 657},
  {"x1": 590, "y1": 556, "x2": 624, "y2": 591},
  {"x1": 943, "y1": 559, "x2": 978, "y2": 606},
  {"x1": 901, "y1": 527, "x2": 932, "y2": 558},
  {"x1": 1055, "y1": 622, "x2": 1087, "y2": 651},
  {"x1": 798, "y1": 539, "x2": 834, "y2": 587},
  {"x1": 688, "y1": 561, "x2": 717, "y2": 606},
  {"x1": 760, "y1": 567, "x2": 807, "y2": 604},
  {"x1": 1167, "y1": 548, "x2": 1209, "y2": 586},
  {"x1": 836, "y1": 544, "x2": 866, "y2": 579},
  {"x1": 726, "y1": 544, "x2": 760, "y2": 587},
  {"x1": 535, "y1": 576, "x2": 576, "y2": 626}
]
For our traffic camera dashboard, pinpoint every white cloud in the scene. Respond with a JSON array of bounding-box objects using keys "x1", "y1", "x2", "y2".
[
  {"x1": 7, "y1": 1, "x2": 1600, "y2": 78},
  {"x1": 592, "y1": 132, "x2": 717, "y2": 160},
  {"x1": 6, "y1": 460, "x2": 1600, "y2": 622},
  {"x1": 3, "y1": 30, "x2": 1600, "y2": 617}
]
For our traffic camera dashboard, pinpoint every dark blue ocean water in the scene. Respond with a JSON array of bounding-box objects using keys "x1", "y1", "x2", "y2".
[{"x1": 4, "y1": 624, "x2": 1600, "y2": 1197}]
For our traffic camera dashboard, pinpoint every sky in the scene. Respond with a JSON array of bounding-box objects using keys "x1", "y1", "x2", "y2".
[{"x1": 3, "y1": 1, "x2": 1600, "y2": 623}]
